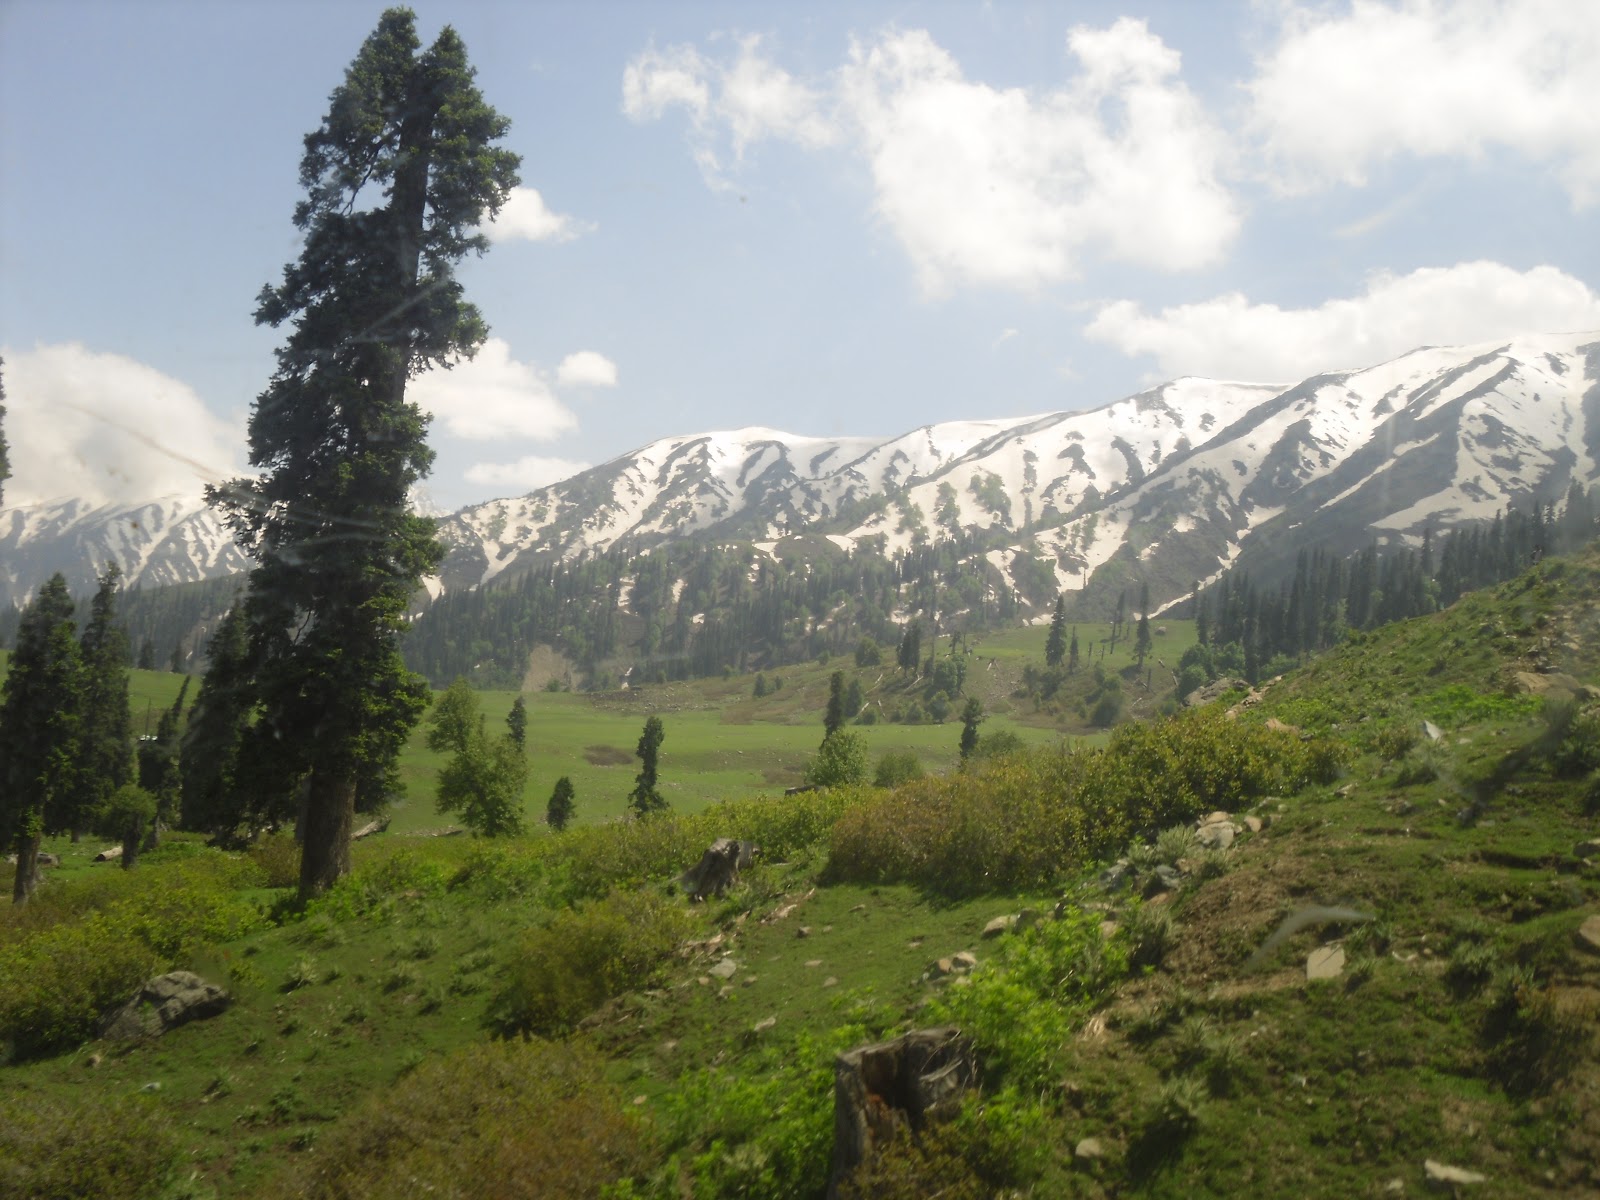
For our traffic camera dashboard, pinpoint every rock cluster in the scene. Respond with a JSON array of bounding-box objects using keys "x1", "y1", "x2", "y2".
[{"x1": 99, "y1": 971, "x2": 230, "y2": 1041}]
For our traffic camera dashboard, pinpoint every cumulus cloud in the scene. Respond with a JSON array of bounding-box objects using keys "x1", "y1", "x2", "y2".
[
  {"x1": 464, "y1": 455, "x2": 592, "y2": 494},
  {"x1": 1085, "y1": 261, "x2": 1600, "y2": 381},
  {"x1": 486, "y1": 186, "x2": 594, "y2": 244},
  {"x1": 2, "y1": 342, "x2": 242, "y2": 507},
  {"x1": 555, "y1": 350, "x2": 620, "y2": 389},
  {"x1": 624, "y1": 20, "x2": 1236, "y2": 292},
  {"x1": 623, "y1": 35, "x2": 835, "y2": 182},
  {"x1": 1248, "y1": 0, "x2": 1600, "y2": 205},
  {"x1": 411, "y1": 338, "x2": 580, "y2": 441}
]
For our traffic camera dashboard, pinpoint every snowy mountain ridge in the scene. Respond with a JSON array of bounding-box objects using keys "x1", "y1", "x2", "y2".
[{"x1": 3, "y1": 332, "x2": 1596, "y2": 615}]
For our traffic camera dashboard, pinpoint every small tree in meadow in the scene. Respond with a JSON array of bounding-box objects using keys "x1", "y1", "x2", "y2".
[
  {"x1": 436, "y1": 719, "x2": 527, "y2": 838},
  {"x1": 629, "y1": 716, "x2": 667, "y2": 816},
  {"x1": 546, "y1": 776, "x2": 576, "y2": 832},
  {"x1": 506, "y1": 695, "x2": 528, "y2": 750},
  {"x1": 806, "y1": 730, "x2": 868, "y2": 789},
  {"x1": 958, "y1": 697, "x2": 984, "y2": 761}
]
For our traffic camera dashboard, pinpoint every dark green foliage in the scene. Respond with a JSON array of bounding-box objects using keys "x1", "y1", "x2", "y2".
[
  {"x1": 506, "y1": 694, "x2": 527, "y2": 750},
  {"x1": 1044, "y1": 594, "x2": 1067, "y2": 667},
  {"x1": 426, "y1": 677, "x2": 480, "y2": 755},
  {"x1": 72, "y1": 564, "x2": 133, "y2": 838},
  {"x1": 436, "y1": 718, "x2": 527, "y2": 837},
  {"x1": 843, "y1": 676, "x2": 865, "y2": 718},
  {"x1": 0, "y1": 1093, "x2": 184, "y2": 1200},
  {"x1": 958, "y1": 696, "x2": 983, "y2": 760},
  {"x1": 854, "y1": 637, "x2": 882, "y2": 667},
  {"x1": 753, "y1": 672, "x2": 768, "y2": 698},
  {"x1": 824, "y1": 670, "x2": 846, "y2": 741},
  {"x1": 546, "y1": 776, "x2": 576, "y2": 832},
  {"x1": 629, "y1": 716, "x2": 667, "y2": 816},
  {"x1": 873, "y1": 750, "x2": 925, "y2": 788},
  {"x1": 0, "y1": 574, "x2": 82, "y2": 904},
  {"x1": 492, "y1": 888, "x2": 692, "y2": 1036},
  {"x1": 94, "y1": 784, "x2": 157, "y2": 870},
  {"x1": 807, "y1": 730, "x2": 869, "y2": 788},
  {"x1": 897, "y1": 621, "x2": 923, "y2": 674},
  {"x1": 136, "y1": 675, "x2": 188, "y2": 845},
  {"x1": 1068, "y1": 625, "x2": 1079, "y2": 673},
  {"x1": 210, "y1": 9, "x2": 518, "y2": 899}
]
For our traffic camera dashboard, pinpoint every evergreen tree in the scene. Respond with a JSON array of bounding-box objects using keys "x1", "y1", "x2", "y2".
[
  {"x1": 1134, "y1": 611, "x2": 1152, "y2": 668},
  {"x1": 629, "y1": 716, "x2": 667, "y2": 816},
  {"x1": 897, "y1": 622, "x2": 922, "y2": 674},
  {"x1": 97, "y1": 784, "x2": 157, "y2": 871},
  {"x1": 546, "y1": 775, "x2": 576, "y2": 832},
  {"x1": 1068, "y1": 626, "x2": 1080, "y2": 674},
  {"x1": 210, "y1": 9, "x2": 518, "y2": 896},
  {"x1": 753, "y1": 673, "x2": 768, "y2": 698},
  {"x1": 844, "y1": 677, "x2": 865, "y2": 719},
  {"x1": 1044, "y1": 594, "x2": 1067, "y2": 667},
  {"x1": 0, "y1": 575, "x2": 82, "y2": 904},
  {"x1": 958, "y1": 697, "x2": 984, "y2": 761},
  {"x1": 824, "y1": 670, "x2": 846, "y2": 742},
  {"x1": 72, "y1": 563, "x2": 133, "y2": 840},
  {"x1": 506, "y1": 695, "x2": 527, "y2": 750},
  {"x1": 137, "y1": 675, "x2": 190, "y2": 851},
  {"x1": 137, "y1": 638, "x2": 156, "y2": 672}
]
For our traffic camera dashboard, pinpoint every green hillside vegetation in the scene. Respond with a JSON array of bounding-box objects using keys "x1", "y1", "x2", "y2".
[{"x1": 4, "y1": 547, "x2": 1600, "y2": 1196}]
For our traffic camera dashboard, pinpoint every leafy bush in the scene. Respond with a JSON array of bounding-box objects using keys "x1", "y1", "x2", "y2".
[
  {"x1": 492, "y1": 887, "x2": 693, "y2": 1036},
  {"x1": 0, "y1": 1093, "x2": 185, "y2": 1199},
  {"x1": 0, "y1": 856, "x2": 266, "y2": 1058},
  {"x1": 249, "y1": 831, "x2": 302, "y2": 889},
  {"x1": 806, "y1": 731, "x2": 869, "y2": 789},
  {"x1": 1126, "y1": 903, "x2": 1177, "y2": 970},
  {"x1": 259, "y1": 1039, "x2": 650, "y2": 1199},
  {"x1": 872, "y1": 751, "x2": 925, "y2": 789}
]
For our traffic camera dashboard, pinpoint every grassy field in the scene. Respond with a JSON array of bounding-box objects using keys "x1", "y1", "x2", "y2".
[{"x1": 9, "y1": 561, "x2": 1597, "y2": 1198}]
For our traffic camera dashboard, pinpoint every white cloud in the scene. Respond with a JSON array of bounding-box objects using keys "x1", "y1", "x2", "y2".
[
  {"x1": 486, "y1": 186, "x2": 594, "y2": 244},
  {"x1": 555, "y1": 350, "x2": 619, "y2": 389},
  {"x1": 624, "y1": 20, "x2": 1236, "y2": 292},
  {"x1": 411, "y1": 338, "x2": 580, "y2": 441},
  {"x1": 1248, "y1": 0, "x2": 1600, "y2": 206},
  {"x1": 1085, "y1": 261, "x2": 1600, "y2": 381},
  {"x1": 623, "y1": 35, "x2": 835, "y2": 183},
  {"x1": 2, "y1": 342, "x2": 242, "y2": 507},
  {"x1": 464, "y1": 455, "x2": 592, "y2": 494}
]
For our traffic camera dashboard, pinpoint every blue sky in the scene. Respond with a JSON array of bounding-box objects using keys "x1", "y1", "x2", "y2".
[{"x1": 3, "y1": 0, "x2": 1598, "y2": 512}]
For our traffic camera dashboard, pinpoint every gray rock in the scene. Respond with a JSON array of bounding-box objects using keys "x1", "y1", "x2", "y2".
[
  {"x1": 1243, "y1": 815, "x2": 1264, "y2": 834},
  {"x1": 100, "y1": 972, "x2": 230, "y2": 1041},
  {"x1": 1306, "y1": 946, "x2": 1345, "y2": 981},
  {"x1": 1424, "y1": 1159, "x2": 1486, "y2": 1187},
  {"x1": 1574, "y1": 839, "x2": 1600, "y2": 858},
  {"x1": 1575, "y1": 914, "x2": 1600, "y2": 955},
  {"x1": 951, "y1": 951, "x2": 978, "y2": 971},
  {"x1": 707, "y1": 958, "x2": 739, "y2": 980},
  {"x1": 1099, "y1": 860, "x2": 1132, "y2": 891},
  {"x1": 1196, "y1": 819, "x2": 1236, "y2": 850},
  {"x1": 1074, "y1": 1137, "x2": 1106, "y2": 1161},
  {"x1": 752, "y1": 1016, "x2": 777, "y2": 1034},
  {"x1": 982, "y1": 915, "x2": 1016, "y2": 938},
  {"x1": 1145, "y1": 864, "x2": 1183, "y2": 897},
  {"x1": 1422, "y1": 720, "x2": 1444, "y2": 743}
]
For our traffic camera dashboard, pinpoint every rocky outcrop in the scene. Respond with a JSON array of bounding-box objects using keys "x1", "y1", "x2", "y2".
[
  {"x1": 100, "y1": 971, "x2": 230, "y2": 1041},
  {"x1": 828, "y1": 1027, "x2": 979, "y2": 1198}
]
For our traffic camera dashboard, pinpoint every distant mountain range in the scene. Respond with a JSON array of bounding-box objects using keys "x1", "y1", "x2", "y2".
[{"x1": 3, "y1": 331, "x2": 1596, "y2": 614}]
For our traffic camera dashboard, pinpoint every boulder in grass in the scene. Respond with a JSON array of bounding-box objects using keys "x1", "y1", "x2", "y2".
[{"x1": 100, "y1": 971, "x2": 230, "y2": 1041}]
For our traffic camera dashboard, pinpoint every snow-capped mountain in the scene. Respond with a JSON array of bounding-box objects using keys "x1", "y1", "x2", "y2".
[
  {"x1": 0, "y1": 496, "x2": 246, "y2": 608},
  {"x1": 3, "y1": 332, "x2": 1596, "y2": 614}
]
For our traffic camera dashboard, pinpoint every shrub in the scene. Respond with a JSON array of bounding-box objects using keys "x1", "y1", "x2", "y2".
[
  {"x1": 249, "y1": 831, "x2": 302, "y2": 889},
  {"x1": 806, "y1": 731, "x2": 869, "y2": 789},
  {"x1": 259, "y1": 1039, "x2": 650, "y2": 1199},
  {"x1": 0, "y1": 856, "x2": 266, "y2": 1058},
  {"x1": 1126, "y1": 903, "x2": 1177, "y2": 971},
  {"x1": 872, "y1": 751, "x2": 925, "y2": 789},
  {"x1": 1153, "y1": 824, "x2": 1197, "y2": 866},
  {"x1": 0, "y1": 1093, "x2": 184, "y2": 1199},
  {"x1": 492, "y1": 887, "x2": 693, "y2": 1036}
]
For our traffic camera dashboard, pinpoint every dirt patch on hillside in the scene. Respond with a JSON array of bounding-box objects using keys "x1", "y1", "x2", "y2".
[
  {"x1": 521, "y1": 643, "x2": 576, "y2": 693},
  {"x1": 584, "y1": 745, "x2": 633, "y2": 767}
]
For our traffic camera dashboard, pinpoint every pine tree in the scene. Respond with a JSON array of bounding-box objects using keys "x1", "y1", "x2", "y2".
[
  {"x1": 137, "y1": 676, "x2": 189, "y2": 852},
  {"x1": 1044, "y1": 594, "x2": 1067, "y2": 667},
  {"x1": 0, "y1": 575, "x2": 82, "y2": 904},
  {"x1": 506, "y1": 695, "x2": 528, "y2": 750},
  {"x1": 546, "y1": 776, "x2": 576, "y2": 832},
  {"x1": 630, "y1": 716, "x2": 667, "y2": 816},
  {"x1": 211, "y1": 11, "x2": 519, "y2": 898},
  {"x1": 824, "y1": 671, "x2": 846, "y2": 742},
  {"x1": 137, "y1": 638, "x2": 156, "y2": 671},
  {"x1": 1068, "y1": 626, "x2": 1080, "y2": 674},
  {"x1": 73, "y1": 563, "x2": 133, "y2": 841},
  {"x1": 958, "y1": 697, "x2": 984, "y2": 761},
  {"x1": 1134, "y1": 611, "x2": 1152, "y2": 669}
]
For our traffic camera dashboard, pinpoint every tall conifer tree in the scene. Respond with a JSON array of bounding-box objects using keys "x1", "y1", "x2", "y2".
[
  {"x1": 210, "y1": 10, "x2": 519, "y2": 897},
  {"x1": 0, "y1": 575, "x2": 82, "y2": 904},
  {"x1": 1044, "y1": 595, "x2": 1067, "y2": 667},
  {"x1": 74, "y1": 563, "x2": 133, "y2": 840}
]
